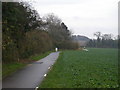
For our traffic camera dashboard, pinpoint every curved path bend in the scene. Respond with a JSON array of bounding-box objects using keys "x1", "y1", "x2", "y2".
[{"x1": 3, "y1": 52, "x2": 60, "y2": 89}]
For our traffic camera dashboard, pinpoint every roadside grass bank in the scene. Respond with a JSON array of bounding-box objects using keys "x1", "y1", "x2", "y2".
[
  {"x1": 30, "y1": 51, "x2": 52, "y2": 61},
  {"x1": 39, "y1": 48, "x2": 118, "y2": 88},
  {"x1": 2, "y1": 63, "x2": 26, "y2": 79},
  {"x1": 2, "y1": 51, "x2": 52, "y2": 79}
]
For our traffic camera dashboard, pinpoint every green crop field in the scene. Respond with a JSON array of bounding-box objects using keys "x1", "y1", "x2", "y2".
[{"x1": 40, "y1": 48, "x2": 118, "y2": 88}]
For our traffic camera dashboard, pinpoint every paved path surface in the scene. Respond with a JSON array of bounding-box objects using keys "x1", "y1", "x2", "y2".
[{"x1": 3, "y1": 52, "x2": 60, "y2": 89}]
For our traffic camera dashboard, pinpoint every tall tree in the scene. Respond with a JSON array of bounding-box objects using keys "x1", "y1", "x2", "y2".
[
  {"x1": 43, "y1": 13, "x2": 72, "y2": 49},
  {"x1": 94, "y1": 32, "x2": 101, "y2": 42},
  {"x1": 2, "y1": 2, "x2": 48, "y2": 62}
]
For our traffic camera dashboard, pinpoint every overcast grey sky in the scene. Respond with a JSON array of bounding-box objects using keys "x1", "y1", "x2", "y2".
[{"x1": 24, "y1": 0, "x2": 119, "y2": 39}]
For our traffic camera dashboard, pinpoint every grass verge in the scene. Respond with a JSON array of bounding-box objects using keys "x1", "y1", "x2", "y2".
[
  {"x1": 30, "y1": 51, "x2": 52, "y2": 61},
  {"x1": 2, "y1": 62, "x2": 26, "y2": 79},
  {"x1": 39, "y1": 48, "x2": 118, "y2": 88},
  {"x1": 3, "y1": 51, "x2": 52, "y2": 79}
]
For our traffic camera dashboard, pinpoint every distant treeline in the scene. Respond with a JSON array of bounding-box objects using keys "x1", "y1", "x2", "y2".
[
  {"x1": 87, "y1": 32, "x2": 119, "y2": 48},
  {"x1": 2, "y1": 2, "x2": 78, "y2": 63}
]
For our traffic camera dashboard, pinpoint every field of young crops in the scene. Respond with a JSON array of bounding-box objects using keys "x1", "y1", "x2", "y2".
[{"x1": 40, "y1": 48, "x2": 118, "y2": 88}]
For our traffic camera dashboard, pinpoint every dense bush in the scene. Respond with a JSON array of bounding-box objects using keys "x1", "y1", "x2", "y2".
[{"x1": 23, "y1": 30, "x2": 53, "y2": 58}]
